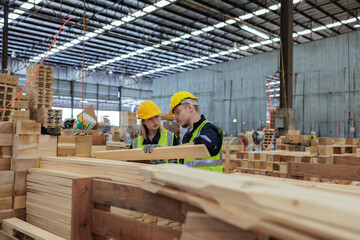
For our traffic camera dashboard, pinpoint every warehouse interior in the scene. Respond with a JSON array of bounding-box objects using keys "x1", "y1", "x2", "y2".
[{"x1": 0, "y1": 0, "x2": 360, "y2": 239}]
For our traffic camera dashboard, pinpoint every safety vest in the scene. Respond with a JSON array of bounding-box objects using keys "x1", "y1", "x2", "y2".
[
  {"x1": 132, "y1": 130, "x2": 174, "y2": 163},
  {"x1": 181, "y1": 120, "x2": 223, "y2": 172}
]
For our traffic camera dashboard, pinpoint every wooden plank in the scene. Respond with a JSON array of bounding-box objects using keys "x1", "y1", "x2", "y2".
[
  {"x1": 39, "y1": 135, "x2": 57, "y2": 157},
  {"x1": 11, "y1": 158, "x2": 37, "y2": 171},
  {"x1": 75, "y1": 136, "x2": 92, "y2": 157},
  {"x1": 92, "y1": 179, "x2": 203, "y2": 223},
  {"x1": 0, "y1": 230, "x2": 17, "y2": 240},
  {"x1": 94, "y1": 145, "x2": 210, "y2": 161},
  {"x1": 58, "y1": 136, "x2": 75, "y2": 144},
  {"x1": 181, "y1": 212, "x2": 258, "y2": 240},
  {"x1": 71, "y1": 177, "x2": 94, "y2": 240},
  {"x1": 288, "y1": 162, "x2": 360, "y2": 181},
  {"x1": 0, "y1": 134, "x2": 13, "y2": 146},
  {"x1": 0, "y1": 171, "x2": 14, "y2": 185},
  {"x1": 13, "y1": 196, "x2": 26, "y2": 209},
  {"x1": 334, "y1": 156, "x2": 360, "y2": 166},
  {"x1": 2, "y1": 217, "x2": 65, "y2": 240},
  {"x1": 224, "y1": 145, "x2": 230, "y2": 173},
  {"x1": 91, "y1": 209, "x2": 181, "y2": 240},
  {"x1": 0, "y1": 122, "x2": 14, "y2": 134},
  {"x1": 15, "y1": 122, "x2": 41, "y2": 135},
  {"x1": 141, "y1": 164, "x2": 360, "y2": 240}
]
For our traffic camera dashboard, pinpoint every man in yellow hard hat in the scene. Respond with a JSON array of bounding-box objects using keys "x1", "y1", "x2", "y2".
[
  {"x1": 130, "y1": 100, "x2": 179, "y2": 163},
  {"x1": 169, "y1": 91, "x2": 223, "y2": 172}
]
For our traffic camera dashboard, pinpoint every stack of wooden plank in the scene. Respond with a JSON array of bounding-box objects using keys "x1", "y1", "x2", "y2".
[
  {"x1": 120, "y1": 111, "x2": 137, "y2": 126},
  {"x1": 39, "y1": 135, "x2": 57, "y2": 157},
  {"x1": 26, "y1": 168, "x2": 90, "y2": 239},
  {"x1": 31, "y1": 109, "x2": 62, "y2": 128},
  {"x1": 262, "y1": 128, "x2": 275, "y2": 150},
  {"x1": 27, "y1": 64, "x2": 57, "y2": 126},
  {"x1": 12, "y1": 122, "x2": 41, "y2": 220},
  {"x1": 10, "y1": 89, "x2": 30, "y2": 122},
  {"x1": 0, "y1": 123, "x2": 15, "y2": 224},
  {"x1": 0, "y1": 73, "x2": 17, "y2": 122},
  {"x1": 276, "y1": 130, "x2": 313, "y2": 151},
  {"x1": 140, "y1": 164, "x2": 360, "y2": 240},
  {"x1": 57, "y1": 135, "x2": 99, "y2": 158},
  {"x1": 232, "y1": 150, "x2": 317, "y2": 178}
]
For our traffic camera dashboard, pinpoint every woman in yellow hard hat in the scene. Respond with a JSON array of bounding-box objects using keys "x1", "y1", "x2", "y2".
[
  {"x1": 130, "y1": 100, "x2": 179, "y2": 163},
  {"x1": 169, "y1": 91, "x2": 223, "y2": 172}
]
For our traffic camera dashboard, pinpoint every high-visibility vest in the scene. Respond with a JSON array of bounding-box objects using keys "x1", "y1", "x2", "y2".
[
  {"x1": 132, "y1": 129, "x2": 174, "y2": 163},
  {"x1": 181, "y1": 120, "x2": 223, "y2": 172}
]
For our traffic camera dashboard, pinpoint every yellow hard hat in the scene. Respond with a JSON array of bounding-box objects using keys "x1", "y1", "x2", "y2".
[
  {"x1": 137, "y1": 100, "x2": 162, "y2": 119},
  {"x1": 169, "y1": 91, "x2": 198, "y2": 116}
]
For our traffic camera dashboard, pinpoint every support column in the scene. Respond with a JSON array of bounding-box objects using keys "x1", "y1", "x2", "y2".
[
  {"x1": 71, "y1": 80, "x2": 74, "y2": 118},
  {"x1": 2, "y1": 1, "x2": 9, "y2": 71},
  {"x1": 280, "y1": 0, "x2": 293, "y2": 109},
  {"x1": 118, "y1": 87, "x2": 122, "y2": 127}
]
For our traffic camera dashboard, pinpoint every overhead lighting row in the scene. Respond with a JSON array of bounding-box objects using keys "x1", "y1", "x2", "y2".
[
  {"x1": 86, "y1": 0, "x2": 303, "y2": 71},
  {"x1": 0, "y1": 0, "x2": 42, "y2": 28},
  {"x1": 29, "y1": 0, "x2": 177, "y2": 62},
  {"x1": 132, "y1": 15, "x2": 360, "y2": 78}
]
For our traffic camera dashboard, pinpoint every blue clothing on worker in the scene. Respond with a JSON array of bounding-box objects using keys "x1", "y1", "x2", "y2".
[{"x1": 181, "y1": 114, "x2": 222, "y2": 156}]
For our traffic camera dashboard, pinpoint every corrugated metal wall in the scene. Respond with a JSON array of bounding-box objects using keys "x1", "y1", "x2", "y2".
[{"x1": 153, "y1": 30, "x2": 360, "y2": 138}]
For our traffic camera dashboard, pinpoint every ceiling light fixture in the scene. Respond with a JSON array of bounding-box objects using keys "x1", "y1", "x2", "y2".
[{"x1": 241, "y1": 25, "x2": 270, "y2": 39}]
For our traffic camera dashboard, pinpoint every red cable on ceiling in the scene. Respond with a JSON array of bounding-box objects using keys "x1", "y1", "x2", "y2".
[{"x1": 0, "y1": 17, "x2": 75, "y2": 114}]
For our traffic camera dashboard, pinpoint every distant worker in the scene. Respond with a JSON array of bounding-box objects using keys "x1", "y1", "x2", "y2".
[
  {"x1": 130, "y1": 100, "x2": 179, "y2": 164},
  {"x1": 169, "y1": 91, "x2": 223, "y2": 172}
]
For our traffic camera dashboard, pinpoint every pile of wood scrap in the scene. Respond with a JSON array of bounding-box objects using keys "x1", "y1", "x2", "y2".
[{"x1": 140, "y1": 164, "x2": 360, "y2": 240}]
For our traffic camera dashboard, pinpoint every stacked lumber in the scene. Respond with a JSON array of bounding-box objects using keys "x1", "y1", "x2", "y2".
[
  {"x1": 3, "y1": 217, "x2": 65, "y2": 240},
  {"x1": 40, "y1": 156, "x2": 146, "y2": 185},
  {"x1": 26, "y1": 64, "x2": 54, "y2": 109},
  {"x1": 39, "y1": 135, "x2": 57, "y2": 157},
  {"x1": 120, "y1": 111, "x2": 137, "y2": 125},
  {"x1": 262, "y1": 128, "x2": 275, "y2": 150},
  {"x1": 26, "y1": 168, "x2": 90, "y2": 239},
  {"x1": 140, "y1": 164, "x2": 360, "y2": 240},
  {"x1": 110, "y1": 127, "x2": 121, "y2": 142},
  {"x1": 0, "y1": 73, "x2": 18, "y2": 122},
  {"x1": 106, "y1": 141, "x2": 128, "y2": 150},
  {"x1": 10, "y1": 88, "x2": 30, "y2": 122},
  {"x1": 0, "y1": 171, "x2": 15, "y2": 224},
  {"x1": 27, "y1": 64, "x2": 57, "y2": 126},
  {"x1": 31, "y1": 108, "x2": 62, "y2": 128},
  {"x1": 0, "y1": 123, "x2": 15, "y2": 224},
  {"x1": 57, "y1": 135, "x2": 92, "y2": 157},
  {"x1": 232, "y1": 150, "x2": 317, "y2": 178},
  {"x1": 276, "y1": 130, "x2": 313, "y2": 151},
  {"x1": 12, "y1": 122, "x2": 41, "y2": 220},
  {"x1": 61, "y1": 129, "x2": 100, "y2": 136},
  {"x1": 111, "y1": 207, "x2": 183, "y2": 231}
]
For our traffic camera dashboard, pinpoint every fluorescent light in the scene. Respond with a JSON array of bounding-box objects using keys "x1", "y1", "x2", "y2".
[
  {"x1": 9, "y1": 13, "x2": 20, "y2": 19},
  {"x1": 161, "y1": 40, "x2": 171, "y2": 45},
  {"x1": 155, "y1": 0, "x2": 170, "y2": 8},
  {"x1": 260, "y1": 40, "x2": 273, "y2": 45},
  {"x1": 293, "y1": 0, "x2": 302, "y2": 3},
  {"x1": 133, "y1": 11, "x2": 146, "y2": 18},
  {"x1": 111, "y1": 20, "x2": 123, "y2": 26},
  {"x1": 14, "y1": 9, "x2": 25, "y2": 14},
  {"x1": 238, "y1": 13, "x2": 254, "y2": 20},
  {"x1": 341, "y1": 18, "x2": 357, "y2": 24},
  {"x1": 191, "y1": 30, "x2": 203, "y2": 36},
  {"x1": 254, "y1": 9, "x2": 269, "y2": 16},
  {"x1": 122, "y1": 16, "x2": 135, "y2": 22},
  {"x1": 86, "y1": 32, "x2": 98, "y2": 38},
  {"x1": 143, "y1": 5, "x2": 157, "y2": 13},
  {"x1": 181, "y1": 34, "x2": 191, "y2": 39},
  {"x1": 269, "y1": 4, "x2": 281, "y2": 10},
  {"x1": 210, "y1": 53, "x2": 220, "y2": 58},
  {"x1": 202, "y1": 26, "x2": 215, "y2": 32},
  {"x1": 136, "y1": 49, "x2": 146, "y2": 54},
  {"x1": 22, "y1": 2, "x2": 35, "y2": 9},
  {"x1": 241, "y1": 25, "x2": 269, "y2": 39},
  {"x1": 170, "y1": 37, "x2": 182, "y2": 42},
  {"x1": 144, "y1": 46, "x2": 154, "y2": 51},
  {"x1": 298, "y1": 29, "x2": 311, "y2": 35},
  {"x1": 355, "y1": 23, "x2": 360, "y2": 28},
  {"x1": 95, "y1": 29, "x2": 105, "y2": 34},
  {"x1": 249, "y1": 43, "x2": 261, "y2": 48},
  {"x1": 103, "y1": 24, "x2": 113, "y2": 30},
  {"x1": 226, "y1": 19, "x2": 236, "y2": 24},
  {"x1": 326, "y1": 22, "x2": 342, "y2": 28},
  {"x1": 312, "y1": 26, "x2": 327, "y2": 32},
  {"x1": 213, "y1": 22, "x2": 227, "y2": 28},
  {"x1": 72, "y1": 39, "x2": 82, "y2": 44},
  {"x1": 240, "y1": 46, "x2": 249, "y2": 50}
]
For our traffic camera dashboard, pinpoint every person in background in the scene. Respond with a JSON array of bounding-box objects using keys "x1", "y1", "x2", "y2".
[
  {"x1": 169, "y1": 91, "x2": 223, "y2": 172},
  {"x1": 130, "y1": 100, "x2": 179, "y2": 164}
]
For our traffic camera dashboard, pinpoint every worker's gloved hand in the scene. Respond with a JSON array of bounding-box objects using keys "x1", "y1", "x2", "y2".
[
  {"x1": 143, "y1": 144, "x2": 162, "y2": 153},
  {"x1": 150, "y1": 160, "x2": 166, "y2": 164}
]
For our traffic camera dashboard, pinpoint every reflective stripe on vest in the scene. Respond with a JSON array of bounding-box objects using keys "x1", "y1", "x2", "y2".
[
  {"x1": 133, "y1": 130, "x2": 174, "y2": 163},
  {"x1": 181, "y1": 120, "x2": 223, "y2": 172}
]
